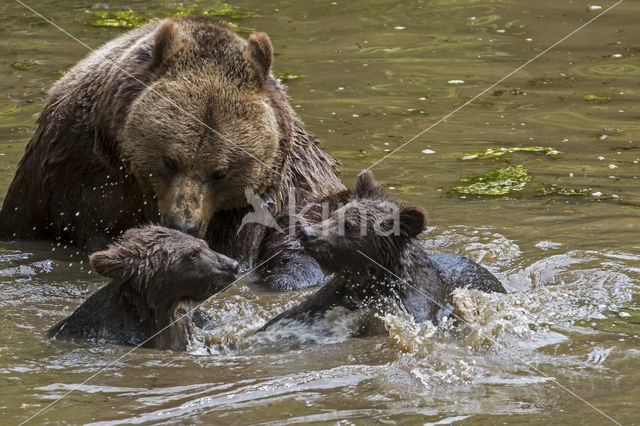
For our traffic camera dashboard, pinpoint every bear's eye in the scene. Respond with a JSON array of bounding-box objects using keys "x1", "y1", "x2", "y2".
[
  {"x1": 163, "y1": 156, "x2": 179, "y2": 175},
  {"x1": 187, "y1": 250, "x2": 199, "y2": 261},
  {"x1": 206, "y1": 169, "x2": 229, "y2": 184}
]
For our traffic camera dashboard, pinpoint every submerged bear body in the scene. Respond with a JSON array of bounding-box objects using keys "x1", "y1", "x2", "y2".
[{"x1": 0, "y1": 16, "x2": 344, "y2": 290}]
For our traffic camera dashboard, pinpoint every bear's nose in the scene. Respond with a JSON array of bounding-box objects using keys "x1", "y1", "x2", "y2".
[
  {"x1": 228, "y1": 260, "x2": 240, "y2": 274},
  {"x1": 218, "y1": 256, "x2": 239, "y2": 275}
]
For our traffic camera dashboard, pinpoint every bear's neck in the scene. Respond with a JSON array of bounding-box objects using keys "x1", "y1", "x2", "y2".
[
  {"x1": 356, "y1": 238, "x2": 422, "y2": 280},
  {"x1": 267, "y1": 119, "x2": 346, "y2": 215},
  {"x1": 262, "y1": 77, "x2": 343, "y2": 210},
  {"x1": 141, "y1": 300, "x2": 196, "y2": 351},
  {"x1": 67, "y1": 281, "x2": 149, "y2": 346},
  {"x1": 394, "y1": 241, "x2": 429, "y2": 278}
]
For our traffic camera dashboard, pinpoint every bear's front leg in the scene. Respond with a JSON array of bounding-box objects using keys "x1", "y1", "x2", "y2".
[{"x1": 257, "y1": 230, "x2": 325, "y2": 291}]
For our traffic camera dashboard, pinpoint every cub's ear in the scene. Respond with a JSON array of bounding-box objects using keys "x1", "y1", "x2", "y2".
[
  {"x1": 355, "y1": 170, "x2": 383, "y2": 197},
  {"x1": 90, "y1": 247, "x2": 136, "y2": 281},
  {"x1": 399, "y1": 206, "x2": 428, "y2": 238},
  {"x1": 245, "y1": 32, "x2": 273, "y2": 83},
  {"x1": 150, "y1": 20, "x2": 186, "y2": 69}
]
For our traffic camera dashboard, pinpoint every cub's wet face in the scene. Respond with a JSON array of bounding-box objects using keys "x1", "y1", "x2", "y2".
[
  {"x1": 298, "y1": 170, "x2": 427, "y2": 272},
  {"x1": 89, "y1": 226, "x2": 239, "y2": 311},
  {"x1": 164, "y1": 236, "x2": 239, "y2": 302}
]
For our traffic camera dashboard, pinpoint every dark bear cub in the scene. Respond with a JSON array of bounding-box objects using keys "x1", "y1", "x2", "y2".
[
  {"x1": 47, "y1": 226, "x2": 239, "y2": 351},
  {"x1": 261, "y1": 171, "x2": 505, "y2": 331}
]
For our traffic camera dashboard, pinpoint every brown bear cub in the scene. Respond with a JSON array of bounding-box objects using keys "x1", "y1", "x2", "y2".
[
  {"x1": 261, "y1": 171, "x2": 505, "y2": 331},
  {"x1": 47, "y1": 226, "x2": 239, "y2": 351}
]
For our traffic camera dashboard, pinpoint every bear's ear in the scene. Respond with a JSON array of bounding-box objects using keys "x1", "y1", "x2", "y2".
[
  {"x1": 399, "y1": 206, "x2": 428, "y2": 238},
  {"x1": 90, "y1": 247, "x2": 137, "y2": 281},
  {"x1": 150, "y1": 20, "x2": 186, "y2": 69},
  {"x1": 245, "y1": 32, "x2": 273, "y2": 83},
  {"x1": 355, "y1": 170, "x2": 383, "y2": 197}
]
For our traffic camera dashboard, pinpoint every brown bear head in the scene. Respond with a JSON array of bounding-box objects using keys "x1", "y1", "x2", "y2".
[
  {"x1": 89, "y1": 225, "x2": 239, "y2": 325},
  {"x1": 121, "y1": 17, "x2": 285, "y2": 237},
  {"x1": 298, "y1": 170, "x2": 428, "y2": 273}
]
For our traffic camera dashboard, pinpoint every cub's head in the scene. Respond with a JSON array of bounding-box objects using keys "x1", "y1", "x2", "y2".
[
  {"x1": 89, "y1": 225, "x2": 239, "y2": 316},
  {"x1": 298, "y1": 170, "x2": 427, "y2": 272},
  {"x1": 121, "y1": 17, "x2": 288, "y2": 236}
]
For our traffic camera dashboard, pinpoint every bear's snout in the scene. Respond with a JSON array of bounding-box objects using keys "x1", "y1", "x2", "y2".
[
  {"x1": 159, "y1": 177, "x2": 213, "y2": 238},
  {"x1": 215, "y1": 253, "x2": 240, "y2": 278},
  {"x1": 221, "y1": 257, "x2": 240, "y2": 276}
]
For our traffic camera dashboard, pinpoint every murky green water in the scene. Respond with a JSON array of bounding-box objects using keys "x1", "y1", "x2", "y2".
[{"x1": 1, "y1": 0, "x2": 639, "y2": 424}]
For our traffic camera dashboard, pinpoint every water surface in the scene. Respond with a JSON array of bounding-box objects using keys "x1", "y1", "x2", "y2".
[{"x1": 1, "y1": 0, "x2": 639, "y2": 424}]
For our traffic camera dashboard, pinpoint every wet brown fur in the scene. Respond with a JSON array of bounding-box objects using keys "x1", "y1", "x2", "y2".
[
  {"x1": 0, "y1": 17, "x2": 344, "y2": 289},
  {"x1": 47, "y1": 225, "x2": 239, "y2": 350},
  {"x1": 261, "y1": 171, "x2": 506, "y2": 330}
]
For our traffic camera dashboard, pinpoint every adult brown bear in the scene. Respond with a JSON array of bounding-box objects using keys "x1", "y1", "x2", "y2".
[{"x1": 0, "y1": 16, "x2": 344, "y2": 290}]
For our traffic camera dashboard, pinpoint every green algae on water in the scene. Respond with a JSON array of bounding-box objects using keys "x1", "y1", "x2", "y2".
[
  {"x1": 85, "y1": 10, "x2": 150, "y2": 29},
  {"x1": 491, "y1": 89, "x2": 523, "y2": 96},
  {"x1": 583, "y1": 94, "x2": 612, "y2": 103},
  {"x1": 223, "y1": 21, "x2": 255, "y2": 34},
  {"x1": 537, "y1": 184, "x2": 591, "y2": 197},
  {"x1": 461, "y1": 146, "x2": 559, "y2": 160},
  {"x1": 85, "y1": 4, "x2": 255, "y2": 31},
  {"x1": 273, "y1": 70, "x2": 306, "y2": 81},
  {"x1": 452, "y1": 165, "x2": 531, "y2": 195},
  {"x1": 529, "y1": 77, "x2": 554, "y2": 85},
  {"x1": 11, "y1": 61, "x2": 36, "y2": 70}
]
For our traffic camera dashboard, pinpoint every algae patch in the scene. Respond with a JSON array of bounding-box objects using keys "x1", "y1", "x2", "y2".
[
  {"x1": 529, "y1": 77, "x2": 554, "y2": 85},
  {"x1": 273, "y1": 70, "x2": 306, "y2": 81},
  {"x1": 11, "y1": 61, "x2": 36, "y2": 70},
  {"x1": 452, "y1": 165, "x2": 531, "y2": 195},
  {"x1": 461, "y1": 146, "x2": 559, "y2": 160},
  {"x1": 584, "y1": 94, "x2": 612, "y2": 103},
  {"x1": 537, "y1": 184, "x2": 591, "y2": 197},
  {"x1": 85, "y1": 10, "x2": 149, "y2": 29},
  {"x1": 84, "y1": 4, "x2": 255, "y2": 30}
]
